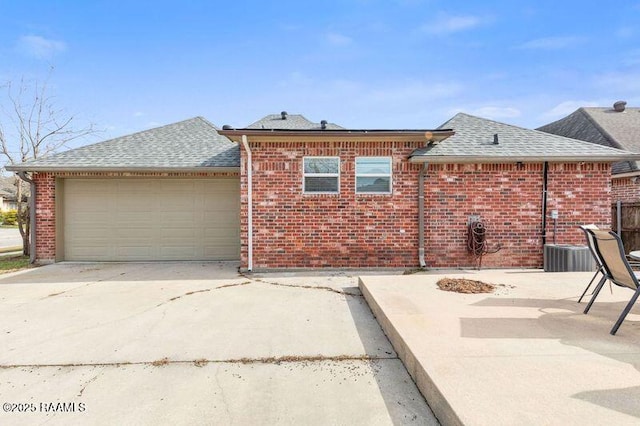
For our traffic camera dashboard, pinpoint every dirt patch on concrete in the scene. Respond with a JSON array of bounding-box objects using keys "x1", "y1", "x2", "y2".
[{"x1": 436, "y1": 278, "x2": 495, "y2": 294}]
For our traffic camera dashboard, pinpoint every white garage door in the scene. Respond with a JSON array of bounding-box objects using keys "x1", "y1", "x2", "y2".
[{"x1": 63, "y1": 178, "x2": 240, "y2": 261}]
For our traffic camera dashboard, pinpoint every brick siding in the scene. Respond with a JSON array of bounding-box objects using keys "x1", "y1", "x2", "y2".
[
  {"x1": 242, "y1": 140, "x2": 422, "y2": 268},
  {"x1": 422, "y1": 163, "x2": 611, "y2": 268},
  {"x1": 612, "y1": 176, "x2": 640, "y2": 202},
  {"x1": 32, "y1": 158, "x2": 612, "y2": 269},
  {"x1": 242, "y1": 140, "x2": 612, "y2": 269},
  {"x1": 33, "y1": 173, "x2": 56, "y2": 262}
]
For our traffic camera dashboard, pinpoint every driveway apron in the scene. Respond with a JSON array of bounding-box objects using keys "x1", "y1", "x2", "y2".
[{"x1": 0, "y1": 263, "x2": 437, "y2": 425}]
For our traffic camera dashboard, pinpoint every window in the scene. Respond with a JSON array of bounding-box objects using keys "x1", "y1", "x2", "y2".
[
  {"x1": 356, "y1": 157, "x2": 392, "y2": 194},
  {"x1": 303, "y1": 157, "x2": 340, "y2": 193}
]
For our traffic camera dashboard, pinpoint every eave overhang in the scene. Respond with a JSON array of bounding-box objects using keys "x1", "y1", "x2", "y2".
[
  {"x1": 613, "y1": 170, "x2": 640, "y2": 178},
  {"x1": 408, "y1": 154, "x2": 640, "y2": 164},
  {"x1": 219, "y1": 128, "x2": 455, "y2": 144}
]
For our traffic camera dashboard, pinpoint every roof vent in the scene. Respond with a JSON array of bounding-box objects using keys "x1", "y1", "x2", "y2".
[
  {"x1": 281, "y1": 111, "x2": 288, "y2": 120},
  {"x1": 222, "y1": 125, "x2": 234, "y2": 130},
  {"x1": 320, "y1": 120, "x2": 327, "y2": 130},
  {"x1": 493, "y1": 134, "x2": 499, "y2": 145},
  {"x1": 613, "y1": 101, "x2": 627, "y2": 112}
]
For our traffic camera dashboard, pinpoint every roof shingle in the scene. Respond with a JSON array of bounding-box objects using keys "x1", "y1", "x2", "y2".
[
  {"x1": 537, "y1": 107, "x2": 640, "y2": 174},
  {"x1": 409, "y1": 113, "x2": 639, "y2": 163},
  {"x1": 7, "y1": 117, "x2": 240, "y2": 172},
  {"x1": 246, "y1": 113, "x2": 344, "y2": 130}
]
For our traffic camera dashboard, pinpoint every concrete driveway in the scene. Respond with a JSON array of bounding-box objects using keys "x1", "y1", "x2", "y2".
[
  {"x1": 0, "y1": 263, "x2": 436, "y2": 425},
  {"x1": 0, "y1": 227, "x2": 22, "y2": 249}
]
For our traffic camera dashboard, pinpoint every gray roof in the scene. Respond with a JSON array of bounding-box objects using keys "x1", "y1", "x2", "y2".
[
  {"x1": 7, "y1": 117, "x2": 240, "y2": 172},
  {"x1": 0, "y1": 176, "x2": 16, "y2": 199},
  {"x1": 537, "y1": 107, "x2": 640, "y2": 174},
  {"x1": 409, "y1": 113, "x2": 640, "y2": 163},
  {"x1": 247, "y1": 113, "x2": 344, "y2": 130}
]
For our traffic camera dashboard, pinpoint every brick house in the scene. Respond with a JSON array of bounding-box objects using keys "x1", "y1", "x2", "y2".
[
  {"x1": 7, "y1": 112, "x2": 639, "y2": 270},
  {"x1": 538, "y1": 102, "x2": 640, "y2": 202}
]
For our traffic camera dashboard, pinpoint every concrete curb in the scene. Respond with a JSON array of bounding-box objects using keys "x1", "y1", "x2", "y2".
[{"x1": 359, "y1": 277, "x2": 462, "y2": 426}]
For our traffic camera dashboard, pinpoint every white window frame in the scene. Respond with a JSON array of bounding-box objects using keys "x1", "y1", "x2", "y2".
[
  {"x1": 303, "y1": 156, "x2": 340, "y2": 194},
  {"x1": 355, "y1": 157, "x2": 392, "y2": 194}
]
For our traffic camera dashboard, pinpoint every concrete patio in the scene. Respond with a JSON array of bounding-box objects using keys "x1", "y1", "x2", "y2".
[
  {"x1": 360, "y1": 269, "x2": 640, "y2": 426},
  {"x1": 4, "y1": 263, "x2": 640, "y2": 425}
]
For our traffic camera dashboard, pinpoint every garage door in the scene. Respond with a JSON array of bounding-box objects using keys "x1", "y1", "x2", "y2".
[{"x1": 63, "y1": 178, "x2": 240, "y2": 261}]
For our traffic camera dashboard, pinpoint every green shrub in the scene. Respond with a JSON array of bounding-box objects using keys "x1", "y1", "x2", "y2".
[{"x1": 1, "y1": 210, "x2": 18, "y2": 226}]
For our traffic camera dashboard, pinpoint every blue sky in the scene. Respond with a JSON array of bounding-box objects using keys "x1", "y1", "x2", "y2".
[{"x1": 1, "y1": 1, "x2": 639, "y2": 146}]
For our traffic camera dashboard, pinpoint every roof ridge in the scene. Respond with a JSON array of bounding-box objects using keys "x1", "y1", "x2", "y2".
[
  {"x1": 448, "y1": 112, "x2": 538, "y2": 133},
  {"x1": 29, "y1": 116, "x2": 225, "y2": 163},
  {"x1": 437, "y1": 111, "x2": 469, "y2": 128},
  {"x1": 58, "y1": 116, "x2": 211, "y2": 153},
  {"x1": 578, "y1": 108, "x2": 625, "y2": 150},
  {"x1": 194, "y1": 116, "x2": 221, "y2": 131}
]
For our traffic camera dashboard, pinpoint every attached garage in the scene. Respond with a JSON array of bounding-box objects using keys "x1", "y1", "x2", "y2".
[
  {"x1": 61, "y1": 178, "x2": 240, "y2": 261},
  {"x1": 7, "y1": 117, "x2": 242, "y2": 264}
]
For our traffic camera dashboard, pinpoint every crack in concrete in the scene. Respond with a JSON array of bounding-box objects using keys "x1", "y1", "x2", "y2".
[
  {"x1": 77, "y1": 371, "x2": 102, "y2": 397},
  {"x1": 264, "y1": 281, "x2": 362, "y2": 297},
  {"x1": 43, "y1": 281, "x2": 99, "y2": 299},
  {"x1": 155, "y1": 281, "x2": 252, "y2": 307},
  {"x1": 30, "y1": 280, "x2": 252, "y2": 340},
  {"x1": 241, "y1": 273, "x2": 362, "y2": 297},
  {"x1": 43, "y1": 272, "x2": 129, "y2": 299},
  {"x1": 0, "y1": 355, "x2": 398, "y2": 370},
  {"x1": 214, "y1": 359, "x2": 232, "y2": 423}
]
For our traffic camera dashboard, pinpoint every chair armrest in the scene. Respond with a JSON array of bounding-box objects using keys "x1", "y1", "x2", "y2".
[{"x1": 626, "y1": 255, "x2": 640, "y2": 270}]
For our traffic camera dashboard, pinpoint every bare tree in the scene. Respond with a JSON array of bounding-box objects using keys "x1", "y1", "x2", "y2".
[{"x1": 0, "y1": 71, "x2": 97, "y2": 256}]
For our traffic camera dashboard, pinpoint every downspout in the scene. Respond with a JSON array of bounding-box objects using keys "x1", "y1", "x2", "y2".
[
  {"x1": 16, "y1": 171, "x2": 36, "y2": 264},
  {"x1": 541, "y1": 162, "x2": 549, "y2": 246},
  {"x1": 241, "y1": 135, "x2": 253, "y2": 271},
  {"x1": 418, "y1": 162, "x2": 428, "y2": 268}
]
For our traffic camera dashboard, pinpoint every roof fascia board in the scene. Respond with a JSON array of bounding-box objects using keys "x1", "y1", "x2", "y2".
[
  {"x1": 408, "y1": 155, "x2": 640, "y2": 164},
  {"x1": 219, "y1": 129, "x2": 455, "y2": 144},
  {"x1": 613, "y1": 170, "x2": 640, "y2": 178},
  {"x1": 4, "y1": 166, "x2": 240, "y2": 173}
]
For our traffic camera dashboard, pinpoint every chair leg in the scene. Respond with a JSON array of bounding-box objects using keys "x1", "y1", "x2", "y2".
[
  {"x1": 610, "y1": 288, "x2": 640, "y2": 335},
  {"x1": 578, "y1": 268, "x2": 603, "y2": 303},
  {"x1": 584, "y1": 276, "x2": 607, "y2": 314}
]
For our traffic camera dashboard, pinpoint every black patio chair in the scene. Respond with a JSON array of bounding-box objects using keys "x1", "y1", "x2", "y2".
[{"x1": 584, "y1": 229, "x2": 640, "y2": 335}]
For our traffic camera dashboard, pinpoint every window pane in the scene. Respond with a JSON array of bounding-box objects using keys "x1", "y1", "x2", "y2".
[
  {"x1": 356, "y1": 158, "x2": 390, "y2": 174},
  {"x1": 305, "y1": 177, "x2": 339, "y2": 192},
  {"x1": 304, "y1": 158, "x2": 339, "y2": 174},
  {"x1": 356, "y1": 176, "x2": 390, "y2": 193}
]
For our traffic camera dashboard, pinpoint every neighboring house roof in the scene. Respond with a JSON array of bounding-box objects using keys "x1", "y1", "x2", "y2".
[
  {"x1": 246, "y1": 112, "x2": 344, "y2": 130},
  {"x1": 6, "y1": 117, "x2": 240, "y2": 173},
  {"x1": 409, "y1": 113, "x2": 640, "y2": 163},
  {"x1": 537, "y1": 106, "x2": 640, "y2": 174},
  {"x1": 0, "y1": 176, "x2": 16, "y2": 200},
  {"x1": 0, "y1": 176, "x2": 29, "y2": 200}
]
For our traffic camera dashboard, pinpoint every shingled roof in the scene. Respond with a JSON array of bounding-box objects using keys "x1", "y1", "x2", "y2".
[
  {"x1": 246, "y1": 112, "x2": 344, "y2": 130},
  {"x1": 537, "y1": 106, "x2": 640, "y2": 174},
  {"x1": 409, "y1": 113, "x2": 640, "y2": 163},
  {"x1": 6, "y1": 117, "x2": 240, "y2": 172}
]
